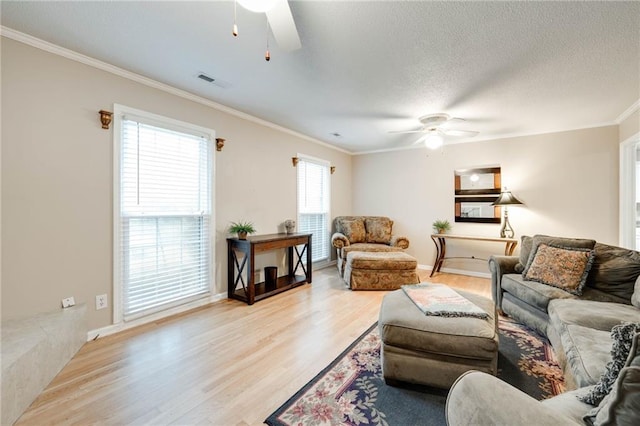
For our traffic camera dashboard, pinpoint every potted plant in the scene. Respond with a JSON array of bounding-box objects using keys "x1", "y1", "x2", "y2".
[
  {"x1": 229, "y1": 221, "x2": 256, "y2": 240},
  {"x1": 432, "y1": 219, "x2": 452, "y2": 234}
]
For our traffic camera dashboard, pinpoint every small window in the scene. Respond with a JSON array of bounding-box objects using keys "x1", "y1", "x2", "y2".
[{"x1": 296, "y1": 155, "x2": 331, "y2": 263}]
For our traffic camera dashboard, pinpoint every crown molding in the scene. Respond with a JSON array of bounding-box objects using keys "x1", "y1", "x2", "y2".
[
  {"x1": 616, "y1": 99, "x2": 640, "y2": 124},
  {"x1": 0, "y1": 26, "x2": 351, "y2": 155}
]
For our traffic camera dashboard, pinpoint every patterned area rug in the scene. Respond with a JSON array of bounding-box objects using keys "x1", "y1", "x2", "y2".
[{"x1": 265, "y1": 317, "x2": 565, "y2": 426}]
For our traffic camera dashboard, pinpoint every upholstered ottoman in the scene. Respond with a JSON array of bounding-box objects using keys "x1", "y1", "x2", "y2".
[
  {"x1": 344, "y1": 251, "x2": 419, "y2": 290},
  {"x1": 379, "y1": 288, "x2": 499, "y2": 389}
]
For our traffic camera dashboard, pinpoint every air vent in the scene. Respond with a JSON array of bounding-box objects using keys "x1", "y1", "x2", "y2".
[{"x1": 197, "y1": 73, "x2": 215, "y2": 83}]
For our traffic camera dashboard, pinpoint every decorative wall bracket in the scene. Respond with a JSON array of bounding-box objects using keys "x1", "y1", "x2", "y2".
[
  {"x1": 216, "y1": 138, "x2": 225, "y2": 152},
  {"x1": 99, "y1": 110, "x2": 113, "y2": 129},
  {"x1": 330, "y1": 166, "x2": 336, "y2": 174},
  {"x1": 292, "y1": 157, "x2": 299, "y2": 167}
]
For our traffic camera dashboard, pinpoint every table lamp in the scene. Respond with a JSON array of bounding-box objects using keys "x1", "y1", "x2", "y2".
[{"x1": 492, "y1": 188, "x2": 524, "y2": 238}]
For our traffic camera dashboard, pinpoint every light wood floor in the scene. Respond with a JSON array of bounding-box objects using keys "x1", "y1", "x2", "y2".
[{"x1": 16, "y1": 268, "x2": 490, "y2": 425}]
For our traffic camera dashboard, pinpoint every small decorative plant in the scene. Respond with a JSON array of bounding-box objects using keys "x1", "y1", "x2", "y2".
[
  {"x1": 229, "y1": 221, "x2": 256, "y2": 239},
  {"x1": 432, "y1": 219, "x2": 452, "y2": 234}
]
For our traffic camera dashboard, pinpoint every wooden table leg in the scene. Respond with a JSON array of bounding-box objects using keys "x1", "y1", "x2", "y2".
[
  {"x1": 505, "y1": 240, "x2": 518, "y2": 256},
  {"x1": 430, "y1": 235, "x2": 446, "y2": 277}
]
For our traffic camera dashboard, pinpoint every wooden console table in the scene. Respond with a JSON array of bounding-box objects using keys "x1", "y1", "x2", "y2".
[
  {"x1": 430, "y1": 234, "x2": 518, "y2": 277},
  {"x1": 227, "y1": 233, "x2": 312, "y2": 305}
]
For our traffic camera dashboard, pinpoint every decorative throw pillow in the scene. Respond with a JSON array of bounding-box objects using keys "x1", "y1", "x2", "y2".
[
  {"x1": 516, "y1": 234, "x2": 596, "y2": 275},
  {"x1": 523, "y1": 243, "x2": 595, "y2": 295},
  {"x1": 364, "y1": 217, "x2": 393, "y2": 244},
  {"x1": 340, "y1": 219, "x2": 366, "y2": 244},
  {"x1": 514, "y1": 235, "x2": 533, "y2": 273},
  {"x1": 584, "y1": 367, "x2": 640, "y2": 426},
  {"x1": 580, "y1": 323, "x2": 640, "y2": 406}
]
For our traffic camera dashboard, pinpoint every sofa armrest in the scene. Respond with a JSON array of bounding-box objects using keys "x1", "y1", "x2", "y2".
[
  {"x1": 390, "y1": 235, "x2": 409, "y2": 249},
  {"x1": 488, "y1": 255, "x2": 519, "y2": 311},
  {"x1": 446, "y1": 371, "x2": 580, "y2": 426},
  {"x1": 331, "y1": 232, "x2": 350, "y2": 249}
]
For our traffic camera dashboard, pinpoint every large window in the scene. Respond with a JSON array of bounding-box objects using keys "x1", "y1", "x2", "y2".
[
  {"x1": 114, "y1": 105, "x2": 213, "y2": 321},
  {"x1": 296, "y1": 155, "x2": 331, "y2": 263},
  {"x1": 621, "y1": 137, "x2": 640, "y2": 250}
]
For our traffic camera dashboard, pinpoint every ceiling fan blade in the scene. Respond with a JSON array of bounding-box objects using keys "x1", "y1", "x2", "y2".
[
  {"x1": 388, "y1": 129, "x2": 425, "y2": 134},
  {"x1": 266, "y1": 0, "x2": 301, "y2": 52},
  {"x1": 441, "y1": 129, "x2": 480, "y2": 137}
]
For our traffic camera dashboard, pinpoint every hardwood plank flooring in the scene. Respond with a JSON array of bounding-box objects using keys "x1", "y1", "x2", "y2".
[{"x1": 15, "y1": 268, "x2": 489, "y2": 425}]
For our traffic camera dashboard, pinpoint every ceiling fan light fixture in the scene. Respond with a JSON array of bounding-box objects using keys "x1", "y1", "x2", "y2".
[
  {"x1": 424, "y1": 133, "x2": 444, "y2": 150},
  {"x1": 237, "y1": 0, "x2": 278, "y2": 13}
]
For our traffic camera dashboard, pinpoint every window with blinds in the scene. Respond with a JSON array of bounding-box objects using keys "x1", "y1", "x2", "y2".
[
  {"x1": 296, "y1": 156, "x2": 330, "y2": 263},
  {"x1": 116, "y1": 110, "x2": 212, "y2": 321}
]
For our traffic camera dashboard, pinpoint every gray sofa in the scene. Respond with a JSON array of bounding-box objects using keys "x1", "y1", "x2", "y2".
[{"x1": 446, "y1": 235, "x2": 640, "y2": 425}]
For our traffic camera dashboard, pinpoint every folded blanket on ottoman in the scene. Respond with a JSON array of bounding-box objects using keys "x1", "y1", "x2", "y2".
[{"x1": 401, "y1": 283, "x2": 489, "y2": 319}]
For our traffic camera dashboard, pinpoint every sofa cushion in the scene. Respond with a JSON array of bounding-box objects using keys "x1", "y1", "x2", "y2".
[
  {"x1": 541, "y1": 387, "x2": 596, "y2": 424},
  {"x1": 547, "y1": 299, "x2": 640, "y2": 389},
  {"x1": 580, "y1": 323, "x2": 640, "y2": 405},
  {"x1": 548, "y1": 299, "x2": 640, "y2": 333},
  {"x1": 514, "y1": 235, "x2": 533, "y2": 273},
  {"x1": 502, "y1": 273, "x2": 576, "y2": 312},
  {"x1": 364, "y1": 217, "x2": 393, "y2": 244},
  {"x1": 336, "y1": 217, "x2": 366, "y2": 243},
  {"x1": 587, "y1": 366, "x2": 640, "y2": 426},
  {"x1": 587, "y1": 243, "x2": 640, "y2": 304},
  {"x1": 584, "y1": 333, "x2": 640, "y2": 425},
  {"x1": 523, "y1": 243, "x2": 595, "y2": 296}
]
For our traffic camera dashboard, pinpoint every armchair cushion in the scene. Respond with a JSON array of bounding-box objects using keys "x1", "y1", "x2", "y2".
[
  {"x1": 364, "y1": 217, "x2": 393, "y2": 244},
  {"x1": 336, "y1": 217, "x2": 366, "y2": 243}
]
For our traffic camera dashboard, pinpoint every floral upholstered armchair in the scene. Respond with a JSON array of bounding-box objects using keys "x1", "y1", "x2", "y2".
[{"x1": 331, "y1": 216, "x2": 410, "y2": 276}]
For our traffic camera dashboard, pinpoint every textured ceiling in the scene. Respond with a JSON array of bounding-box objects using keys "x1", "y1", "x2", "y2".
[{"x1": 2, "y1": 1, "x2": 639, "y2": 153}]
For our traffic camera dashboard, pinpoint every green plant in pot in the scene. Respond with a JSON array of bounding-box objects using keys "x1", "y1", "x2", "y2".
[
  {"x1": 432, "y1": 219, "x2": 452, "y2": 234},
  {"x1": 229, "y1": 221, "x2": 256, "y2": 240}
]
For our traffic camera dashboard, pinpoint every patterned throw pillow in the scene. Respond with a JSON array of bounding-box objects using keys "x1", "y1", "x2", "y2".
[
  {"x1": 340, "y1": 219, "x2": 366, "y2": 244},
  {"x1": 523, "y1": 243, "x2": 595, "y2": 295},
  {"x1": 364, "y1": 217, "x2": 393, "y2": 244},
  {"x1": 580, "y1": 323, "x2": 640, "y2": 406}
]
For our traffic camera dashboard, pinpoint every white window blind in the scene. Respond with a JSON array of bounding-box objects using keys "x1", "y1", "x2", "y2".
[
  {"x1": 297, "y1": 156, "x2": 330, "y2": 262},
  {"x1": 118, "y1": 116, "x2": 212, "y2": 320}
]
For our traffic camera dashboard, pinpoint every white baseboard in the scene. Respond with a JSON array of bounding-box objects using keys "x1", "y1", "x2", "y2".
[
  {"x1": 86, "y1": 292, "x2": 227, "y2": 341},
  {"x1": 417, "y1": 264, "x2": 491, "y2": 279}
]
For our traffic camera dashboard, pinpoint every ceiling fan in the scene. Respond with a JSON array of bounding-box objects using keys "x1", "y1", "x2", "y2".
[
  {"x1": 390, "y1": 113, "x2": 479, "y2": 149},
  {"x1": 235, "y1": 0, "x2": 301, "y2": 53}
]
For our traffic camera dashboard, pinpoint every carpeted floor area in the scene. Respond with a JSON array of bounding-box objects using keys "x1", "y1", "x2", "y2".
[{"x1": 265, "y1": 316, "x2": 565, "y2": 426}]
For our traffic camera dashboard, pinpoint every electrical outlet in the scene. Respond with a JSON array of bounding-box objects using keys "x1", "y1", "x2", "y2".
[
  {"x1": 96, "y1": 294, "x2": 108, "y2": 310},
  {"x1": 61, "y1": 297, "x2": 75, "y2": 308}
]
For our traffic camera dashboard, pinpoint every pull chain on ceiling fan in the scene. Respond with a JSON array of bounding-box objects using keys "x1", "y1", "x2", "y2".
[{"x1": 232, "y1": 0, "x2": 301, "y2": 61}]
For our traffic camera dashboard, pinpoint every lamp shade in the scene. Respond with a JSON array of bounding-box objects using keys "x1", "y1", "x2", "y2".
[{"x1": 492, "y1": 189, "x2": 523, "y2": 206}]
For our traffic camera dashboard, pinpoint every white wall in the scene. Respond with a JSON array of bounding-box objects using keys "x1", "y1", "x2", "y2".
[
  {"x1": 1, "y1": 37, "x2": 352, "y2": 330},
  {"x1": 353, "y1": 126, "x2": 620, "y2": 275}
]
